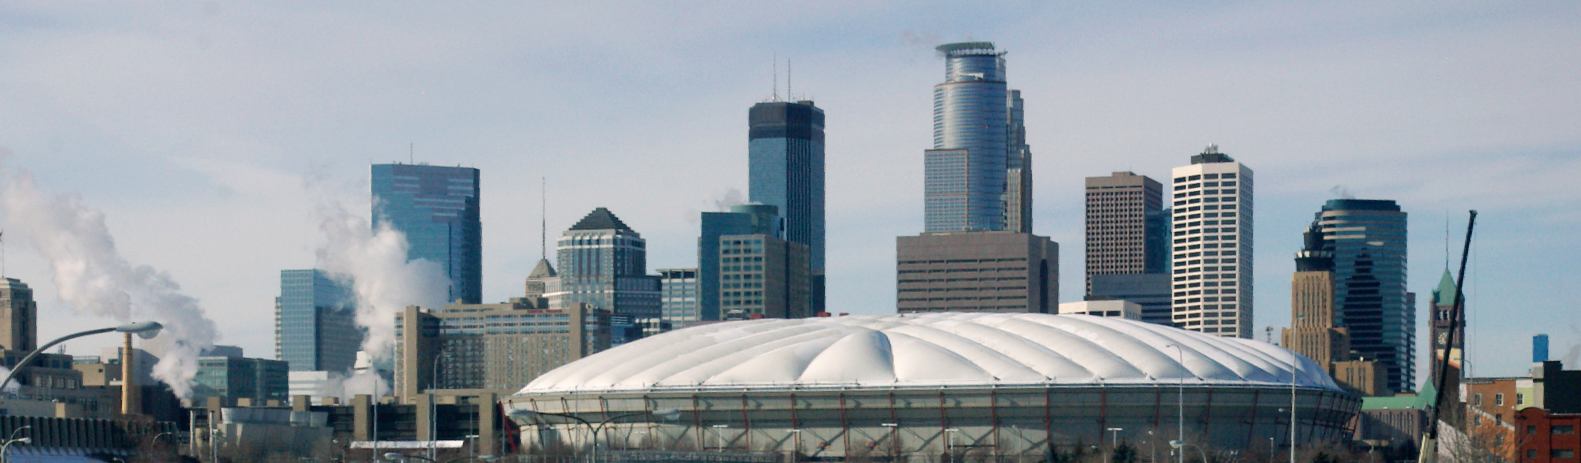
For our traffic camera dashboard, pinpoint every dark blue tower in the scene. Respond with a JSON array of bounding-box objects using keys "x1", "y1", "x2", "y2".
[
  {"x1": 749, "y1": 100, "x2": 825, "y2": 314},
  {"x1": 372, "y1": 163, "x2": 482, "y2": 304}
]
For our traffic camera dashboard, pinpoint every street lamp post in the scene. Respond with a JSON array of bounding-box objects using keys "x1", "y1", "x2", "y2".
[
  {"x1": 1169, "y1": 440, "x2": 1206, "y2": 463},
  {"x1": 2, "y1": 425, "x2": 32, "y2": 463},
  {"x1": 881, "y1": 423, "x2": 898, "y2": 461},
  {"x1": 943, "y1": 428, "x2": 960, "y2": 463},
  {"x1": 0, "y1": 322, "x2": 162, "y2": 392},
  {"x1": 1165, "y1": 344, "x2": 1186, "y2": 463},
  {"x1": 786, "y1": 429, "x2": 801, "y2": 459},
  {"x1": 711, "y1": 424, "x2": 729, "y2": 452},
  {"x1": 1106, "y1": 427, "x2": 1124, "y2": 463},
  {"x1": 1289, "y1": 349, "x2": 1297, "y2": 463}
]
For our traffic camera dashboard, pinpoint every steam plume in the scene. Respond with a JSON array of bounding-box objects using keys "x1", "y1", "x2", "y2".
[
  {"x1": 313, "y1": 201, "x2": 448, "y2": 360},
  {"x1": 0, "y1": 168, "x2": 218, "y2": 398}
]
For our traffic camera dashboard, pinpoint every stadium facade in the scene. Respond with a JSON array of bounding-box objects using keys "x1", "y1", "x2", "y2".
[{"x1": 507, "y1": 313, "x2": 1359, "y2": 460}]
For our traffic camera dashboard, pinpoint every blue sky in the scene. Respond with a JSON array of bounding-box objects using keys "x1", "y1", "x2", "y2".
[{"x1": 2, "y1": 2, "x2": 1578, "y2": 381}]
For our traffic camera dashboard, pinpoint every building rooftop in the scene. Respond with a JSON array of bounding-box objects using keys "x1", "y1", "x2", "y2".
[{"x1": 568, "y1": 207, "x2": 633, "y2": 232}]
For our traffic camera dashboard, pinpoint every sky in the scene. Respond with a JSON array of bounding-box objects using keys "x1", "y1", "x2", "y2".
[{"x1": 1, "y1": 2, "x2": 1578, "y2": 382}]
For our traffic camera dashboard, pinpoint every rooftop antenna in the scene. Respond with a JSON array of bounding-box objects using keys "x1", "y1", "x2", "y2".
[
  {"x1": 1, "y1": 229, "x2": 6, "y2": 279},
  {"x1": 787, "y1": 58, "x2": 792, "y2": 100},
  {"x1": 540, "y1": 177, "x2": 548, "y2": 260},
  {"x1": 772, "y1": 52, "x2": 779, "y2": 101},
  {"x1": 409, "y1": 142, "x2": 414, "y2": 164}
]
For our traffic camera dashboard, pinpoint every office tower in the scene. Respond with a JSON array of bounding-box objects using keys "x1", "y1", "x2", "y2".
[
  {"x1": 658, "y1": 268, "x2": 700, "y2": 326},
  {"x1": 1281, "y1": 221, "x2": 1386, "y2": 395},
  {"x1": 1170, "y1": 145, "x2": 1254, "y2": 338},
  {"x1": 394, "y1": 301, "x2": 609, "y2": 401},
  {"x1": 718, "y1": 235, "x2": 811, "y2": 320},
  {"x1": 925, "y1": 41, "x2": 1031, "y2": 233},
  {"x1": 698, "y1": 204, "x2": 782, "y2": 321},
  {"x1": 1535, "y1": 334, "x2": 1550, "y2": 363},
  {"x1": 191, "y1": 355, "x2": 290, "y2": 405},
  {"x1": 1057, "y1": 301, "x2": 1141, "y2": 320},
  {"x1": 1085, "y1": 172, "x2": 1167, "y2": 286},
  {"x1": 749, "y1": 100, "x2": 826, "y2": 313},
  {"x1": 275, "y1": 269, "x2": 361, "y2": 372},
  {"x1": 371, "y1": 163, "x2": 482, "y2": 304},
  {"x1": 1429, "y1": 269, "x2": 1464, "y2": 392},
  {"x1": 896, "y1": 232, "x2": 1058, "y2": 313},
  {"x1": 1317, "y1": 199, "x2": 1411, "y2": 393},
  {"x1": 1084, "y1": 171, "x2": 1170, "y2": 325},
  {"x1": 550, "y1": 208, "x2": 661, "y2": 322},
  {"x1": 1005, "y1": 90, "x2": 1033, "y2": 233},
  {"x1": 0, "y1": 277, "x2": 37, "y2": 352}
]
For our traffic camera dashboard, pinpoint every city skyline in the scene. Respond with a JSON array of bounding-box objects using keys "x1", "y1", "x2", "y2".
[{"x1": 3, "y1": 3, "x2": 1578, "y2": 380}]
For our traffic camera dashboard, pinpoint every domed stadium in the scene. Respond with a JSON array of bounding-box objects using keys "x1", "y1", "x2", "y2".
[{"x1": 506, "y1": 313, "x2": 1360, "y2": 460}]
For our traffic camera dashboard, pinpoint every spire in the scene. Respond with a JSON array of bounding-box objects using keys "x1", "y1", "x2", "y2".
[
  {"x1": 540, "y1": 177, "x2": 547, "y2": 260},
  {"x1": 1434, "y1": 269, "x2": 1458, "y2": 307}
]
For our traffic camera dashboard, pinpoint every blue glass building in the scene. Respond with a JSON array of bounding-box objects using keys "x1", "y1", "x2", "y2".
[
  {"x1": 1535, "y1": 334, "x2": 1550, "y2": 363},
  {"x1": 698, "y1": 204, "x2": 781, "y2": 321},
  {"x1": 275, "y1": 269, "x2": 360, "y2": 372},
  {"x1": 925, "y1": 42, "x2": 1030, "y2": 233},
  {"x1": 371, "y1": 163, "x2": 482, "y2": 304},
  {"x1": 749, "y1": 100, "x2": 826, "y2": 313},
  {"x1": 1317, "y1": 199, "x2": 1411, "y2": 393}
]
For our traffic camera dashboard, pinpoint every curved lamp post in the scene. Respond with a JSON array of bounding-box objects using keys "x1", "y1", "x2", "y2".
[
  {"x1": 1168, "y1": 439, "x2": 1207, "y2": 463},
  {"x1": 0, "y1": 322, "x2": 163, "y2": 393},
  {"x1": 1, "y1": 425, "x2": 32, "y2": 463},
  {"x1": 508, "y1": 407, "x2": 680, "y2": 462}
]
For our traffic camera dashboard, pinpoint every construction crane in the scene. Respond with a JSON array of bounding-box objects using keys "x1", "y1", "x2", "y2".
[{"x1": 1418, "y1": 210, "x2": 1477, "y2": 463}]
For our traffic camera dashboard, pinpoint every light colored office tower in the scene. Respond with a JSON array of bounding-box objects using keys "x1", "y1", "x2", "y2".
[{"x1": 1169, "y1": 145, "x2": 1254, "y2": 338}]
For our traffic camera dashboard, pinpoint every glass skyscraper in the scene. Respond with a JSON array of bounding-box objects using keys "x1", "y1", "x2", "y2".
[
  {"x1": 1317, "y1": 199, "x2": 1411, "y2": 393},
  {"x1": 698, "y1": 204, "x2": 781, "y2": 321},
  {"x1": 748, "y1": 100, "x2": 826, "y2": 313},
  {"x1": 371, "y1": 163, "x2": 482, "y2": 304},
  {"x1": 552, "y1": 207, "x2": 661, "y2": 323},
  {"x1": 925, "y1": 41, "x2": 1031, "y2": 233},
  {"x1": 275, "y1": 269, "x2": 360, "y2": 372}
]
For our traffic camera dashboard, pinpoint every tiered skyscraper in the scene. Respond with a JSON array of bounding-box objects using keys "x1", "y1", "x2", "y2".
[
  {"x1": 924, "y1": 41, "x2": 1032, "y2": 233},
  {"x1": 274, "y1": 269, "x2": 360, "y2": 372},
  {"x1": 899, "y1": 41, "x2": 1057, "y2": 313},
  {"x1": 1084, "y1": 171, "x2": 1171, "y2": 326},
  {"x1": 1282, "y1": 221, "x2": 1385, "y2": 395},
  {"x1": 372, "y1": 163, "x2": 482, "y2": 304},
  {"x1": 1317, "y1": 199, "x2": 1412, "y2": 393},
  {"x1": 0, "y1": 277, "x2": 37, "y2": 352},
  {"x1": 550, "y1": 207, "x2": 661, "y2": 322},
  {"x1": 749, "y1": 100, "x2": 826, "y2": 313},
  {"x1": 1169, "y1": 146, "x2": 1253, "y2": 338}
]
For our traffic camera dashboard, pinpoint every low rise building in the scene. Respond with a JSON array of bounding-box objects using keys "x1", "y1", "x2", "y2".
[
  {"x1": 896, "y1": 231, "x2": 1058, "y2": 313},
  {"x1": 1056, "y1": 300, "x2": 1141, "y2": 320},
  {"x1": 394, "y1": 300, "x2": 611, "y2": 402}
]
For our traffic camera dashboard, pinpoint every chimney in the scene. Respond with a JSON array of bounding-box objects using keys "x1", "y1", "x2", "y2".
[{"x1": 120, "y1": 332, "x2": 139, "y2": 416}]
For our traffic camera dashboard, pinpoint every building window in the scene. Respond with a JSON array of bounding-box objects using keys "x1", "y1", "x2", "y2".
[
  {"x1": 1496, "y1": 393, "x2": 1505, "y2": 406},
  {"x1": 1554, "y1": 449, "x2": 1575, "y2": 459},
  {"x1": 1555, "y1": 425, "x2": 1576, "y2": 435}
]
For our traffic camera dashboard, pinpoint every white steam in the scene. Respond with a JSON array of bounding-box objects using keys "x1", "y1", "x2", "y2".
[
  {"x1": 313, "y1": 201, "x2": 448, "y2": 361},
  {"x1": 0, "y1": 169, "x2": 218, "y2": 398}
]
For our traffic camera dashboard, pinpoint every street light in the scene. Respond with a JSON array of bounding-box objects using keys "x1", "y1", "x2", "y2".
[
  {"x1": 1165, "y1": 343, "x2": 1186, "y2": 463},
  {"x1": 2, "y1": 425, "x2": 32, "y2": 463},
  {"x1": 383, "y1": 452, "x2": 437, "y2": 462},
  {"x1": 1106, "y1": 427, "x2": 1124, "y2": 463},
  {"x1": 786, "y1": 429, "x2": 801, "y2": 458},
  {"x1": 0, "y1": 322, "x2": 162, "y2": 392},
  {"x1": 1169, "y1": 440, "x2": 1207, "y2": 463},
  {"x1": 881, "y1": 423, "x2": 899, "y2": 460},
  {"x1": 943, "y1": 428, "x2": 960, "y2": 462},
  {"x1": 711, "y1": 424, "x2": 729, "y2": 452}
]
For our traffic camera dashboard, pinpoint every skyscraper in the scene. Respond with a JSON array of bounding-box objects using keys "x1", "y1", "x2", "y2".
[
  {"x1": 1282, "y1": 221, "x2": 1386, "y2": 395},
  {"x1": 275, "y1": 269, "x2": 361, "y2": 372},
  {"x1": 749, "y1": 100, "x2": 826, "y2": 313},
  {"x1": 550, "y1": 207, "x2": 661, "y2": 322},
  {"x1": 1170, "y1": 146, "x2": 1254, "y2": 338},
  {"x1": 925, "y1": 41, "x2": 1031, "y2": 233},
  {"x1": 0, "y1": 277, "x2": 37, "y2": 352},
  {"x1": 896, "y1": 231, "x2": 1058, "y2": 313},
  {"x1": 1084, "y1": 171, "x2": 1167, "y2": 290},
  {"x1": 1318, "y1": 199, "x2": 1411, "y2": 393},
  {"x1": 718, "y1": 235, "x2": 811, "y2": 320},
  {"x1": 698, "y1": 204, "x2": 782, "y2": 321},
  {"x1": 371, "y1": 163, "x2": 482, "y2": 304}
]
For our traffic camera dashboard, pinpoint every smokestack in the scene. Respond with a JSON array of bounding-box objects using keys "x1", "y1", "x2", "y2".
[{"x1": 121, "y1": 332, "x2": 139, "y2": 416}]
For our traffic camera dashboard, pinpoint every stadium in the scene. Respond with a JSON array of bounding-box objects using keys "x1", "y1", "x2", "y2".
[{"x1": 506, "y1": 313, "x2": 1360, "y2": 460}]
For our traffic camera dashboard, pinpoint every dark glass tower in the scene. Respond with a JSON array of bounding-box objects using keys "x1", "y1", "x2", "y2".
[
  {"x1": 698, "y1": 204, "x2": 781, "y2": 321},
  {"x1": 372, "y1": 163, "x2": 482, "y2": 304},
  {"x1": 749, "y1": 101, "x2": 825, "y2": 313},
  {"x1": 275, "y1": 269, "x2": 360, "y2": 372},
  {"x1": 1317, "y1": 199, "x2": 1411, "y2": 392},
  {"x1": 925, "y1": 41, "x2": 1031, "y2": 233}
]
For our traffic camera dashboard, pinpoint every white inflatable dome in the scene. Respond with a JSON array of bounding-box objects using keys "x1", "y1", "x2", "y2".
[{"x1": 518, "y1": 312, "x2": 1340, "y2": 394}]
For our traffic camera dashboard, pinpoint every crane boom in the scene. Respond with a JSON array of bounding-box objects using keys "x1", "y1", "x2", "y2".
[{"x1": 1418, "y1": 210, "x2": 1477, "y2": 463}]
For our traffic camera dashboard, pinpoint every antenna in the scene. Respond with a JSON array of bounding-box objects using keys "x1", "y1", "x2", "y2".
[
  {"x1": 1, "y1": 229, "x2": 6, "y2": 279},
  {"x1": 787, "y1": 58, "x2": 792, "y2": 100},
  {"x1": 541, "y1": 177, "x2": 548, "y2": 260},
  {"x1": 409, "y1": 142, "x2": 414, "y2": 164},
  {"x1": 772, "y1": 52, "x2": 779, "y2": 101}
]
